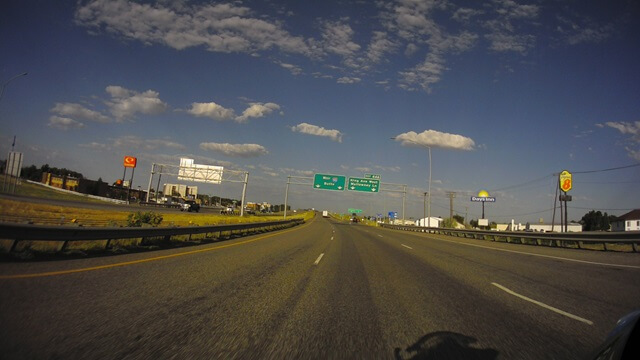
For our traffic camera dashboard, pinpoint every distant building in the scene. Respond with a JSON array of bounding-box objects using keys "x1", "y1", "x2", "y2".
[
  {"x1": 163, "y1": 183, "x2": 197, "y2": 199},
  {"x1": 502, "y1": 221, "x2": 582, "y2": 232},
  {"x1": 415, "y1": 217, "x2": 443, "y2": 227},
  {"x1": 611, "y1": 209, "x2": 640, "y2": 232}
]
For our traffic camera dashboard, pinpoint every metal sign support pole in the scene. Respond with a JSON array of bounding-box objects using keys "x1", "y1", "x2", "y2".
[
  {"x1": 564, "y1": 192, "x2": 568, "y2": 233},
  {"x1": 402, "y1": 185, "x2": 406, "y2": 224},
  {"x1": 239, "y1": 172, "x2": 249, "y2": 217},
  {"x1": 155, "y1": 166, "x2": 163, "y2": 202},
  {"x1": 145, "y1": 163, "x2": 154, "y2": 202},
  {"x1": 284, "y1": 176, "x2": 290, "y2": 219}
]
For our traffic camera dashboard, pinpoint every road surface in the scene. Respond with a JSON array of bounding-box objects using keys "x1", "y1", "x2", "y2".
[{"x1": 1, "y1": 216, "x2": 639, "y2": 359}]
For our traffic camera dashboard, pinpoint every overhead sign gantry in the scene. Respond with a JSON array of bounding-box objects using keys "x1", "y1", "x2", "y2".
[{"x1": 144, "y1": 158, "x2": 250, "y2": 216}]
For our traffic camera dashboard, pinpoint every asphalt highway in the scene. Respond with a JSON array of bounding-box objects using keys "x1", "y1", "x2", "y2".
[{"x1": 1, "y1": 216, "x2": 639, "y2": 359}]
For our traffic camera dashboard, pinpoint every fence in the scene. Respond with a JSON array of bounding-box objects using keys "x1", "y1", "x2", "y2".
[
  {"x1": 1, "y1": 219, "x2": 304, "y2": 253},
  {"x1": 380, "y1": 224, "x2": 640, "y2": 252}
]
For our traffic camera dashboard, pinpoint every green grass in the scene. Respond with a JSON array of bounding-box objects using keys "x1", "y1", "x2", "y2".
[{"x1": 1, "y1": 176, "x2": 109, "y2": 204}]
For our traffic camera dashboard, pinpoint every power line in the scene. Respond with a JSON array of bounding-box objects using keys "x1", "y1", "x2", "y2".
[
  {"x1": 568, "y1": 206, "x2": 635, "y2": 212},
  {"x1": 489, "y1": 175, "x2": 553, "y2": 192},
  {"x1": 555, "y1": 162, "x2": 640, "y2": 175}
]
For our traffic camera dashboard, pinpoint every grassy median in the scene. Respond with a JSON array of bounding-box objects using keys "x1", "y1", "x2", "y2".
[{"x1": 0, "y1": 180, "x2": 313, "y2": 256}]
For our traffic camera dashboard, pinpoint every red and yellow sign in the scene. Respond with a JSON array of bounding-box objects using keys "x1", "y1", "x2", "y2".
[
  {"x1": 123, "y1": 156, "x2": 137, "y2": 168},
  {"x1": 559, "y1": 170, "x2": 572, "y2": 192}
]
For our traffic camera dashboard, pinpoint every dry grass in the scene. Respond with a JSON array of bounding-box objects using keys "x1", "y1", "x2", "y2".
[
  {"x1": 0, "y1": 195, "x2": 313, "y2": 256},
  {"x1": 0, "y1": 198, "x2": 310, "y2": 227}
]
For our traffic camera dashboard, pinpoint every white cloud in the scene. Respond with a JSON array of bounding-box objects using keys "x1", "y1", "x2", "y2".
[
  {"x1": 485, "y1": 32, "x2": 535, "y2": 53},
  {"x1": 200, "y1": 142, "x2": 269, "y2": 157},
  {"x1": 111, "y1": 135, "x2": 185, "y2": 151},
  {"x1": 48, "y1": 116, "x2": 85, "y2": 130},
  {"x1": 604, "y1": 121, "x2": 640, "y2": 160},
  {"x1": 366, "y1": 31, "x2": 398, "y2": 64},
  {"x1": 399, "y1": 53, "x2": 446, "y2": 92},
  {"x1": 235, "y1": 102, "x2": 280, "y2": 123},
  {"x1": 151, "y1": 153, "x2": 234, "y2": 168},
  {"x1": 604, "y1": 121, "x2": 640, "y2": 141},
  {"x1": 75, "y1": 0, "x2": 315, "y2": 56},
  {"x1": 280, "y1": 168, "x2": 315, "y2": 177},
  {"x1": 394, "y1": 129, "x2": 476, "y2": 151},
  {"x1": 320, "y1": 19, "x2": 361, "y2": 63},
  {"x1": 50, "y1": 103, "x2": 110, "y2": 123},
  {"x1": 626, "y1": 148, "x2": 640, "y2": 162},
  {"x1": 290, "y1": 122, "x2": 343, "y2": 142},
  {"x1": 483, "y1": 0, "x2": 539, "y2": 54},
  {"x1": 557, "y1": 19, "x2": 614, "y2": 45},
  {"x1": 374, "y1": 165, "x2": 401, "y2": 172},
  {"x1": 452, "y1": 8, "x2": 483, "y2": 22},
  {"x1": 278, "y1": 62, "x2": 303, "y2": 75},
  {"x1": 187, "y1": 101, "x2": 235, "y2": 121},
  {"x1": 105, "y1": 85, "x2": 168, "y2": 121},
  {"x1": 337, "y1": 77, "x2": 361, "y2": 84},
  {"x1": 78, "y1": 142, "x2": 110, "y2": 150}
]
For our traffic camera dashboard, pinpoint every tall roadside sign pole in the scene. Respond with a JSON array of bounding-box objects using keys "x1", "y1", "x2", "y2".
[
  {"x1": 123, "y1": 156, "x2": 137, "y2": 204},
  {"x1": 559, "y1": 170, "x2": 572, "y2": 232}
]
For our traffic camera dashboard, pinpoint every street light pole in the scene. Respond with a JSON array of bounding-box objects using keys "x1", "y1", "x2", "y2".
[
  {"x1": 392, "y1": 137, "x2": 432, "y2": 229},
  {"x1": 0, "y1": 72, "x2": 28, "y2": 103},
  {"x1": 427, "y1": 145, "x2": 431, "y2": 229},
  {"x1": 1, "y1": 72, "x2": 27, "y2": 193}
]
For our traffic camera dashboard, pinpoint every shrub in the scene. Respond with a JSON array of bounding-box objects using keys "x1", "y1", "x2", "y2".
[{"x1": 127, "y1": 211, "x2": 163, "y2": 227}]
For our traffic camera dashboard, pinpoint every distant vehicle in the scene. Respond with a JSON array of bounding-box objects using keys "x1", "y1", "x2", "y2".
[
  {"x1": 181, "y1": 200, "x2": 200, "y2": 212},
  {"x1": 351, "y1": 216, "x2": 359, "y2": 223},
  {"x1": 322, "y1": 210, "x2": 329, "y2": 218}
]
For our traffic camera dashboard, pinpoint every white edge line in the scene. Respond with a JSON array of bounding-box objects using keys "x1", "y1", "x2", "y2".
[
  {"x1": 491, "y1": 282, "x2": 593, "y2": 325},
  {"x1": 431, "y1": 236, "x2": 640, "y2": 270},
  {"x1": 378, "y1": 234, "x2": 384, "y2": 238},
  {"x1": 401, "y1": 244, "x2": 413, "y2": 250},
  {"x1": 314, "y1": 253, "x2": 325, "y2": 265}
]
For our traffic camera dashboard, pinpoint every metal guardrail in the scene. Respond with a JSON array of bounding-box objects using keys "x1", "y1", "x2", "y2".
[
  {"x1": 1, "y1": 219, "x2": 305, "y2": 253},
  {"x1": 380, "y1": 224, "x2": 640, "y2": 252}
]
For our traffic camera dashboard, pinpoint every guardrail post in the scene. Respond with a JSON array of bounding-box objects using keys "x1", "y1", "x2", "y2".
[
  {"x1": 602, "y1": 242, "x2": 608, "y2": 251},
  {"x1": 9, "y1": 239, "x2": 20, "y2": 253},
  {"x1": 633, "y1": 242, "x2": 638, "y2": 253}
]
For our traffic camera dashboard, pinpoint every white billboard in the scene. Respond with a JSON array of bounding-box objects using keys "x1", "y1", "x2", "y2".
[
  {"x1": 5, "y1": 152, "x2": 23, "y2": 177},
  {"x1": 178, "y1": 158, "x2": 223, "y2": 184}
]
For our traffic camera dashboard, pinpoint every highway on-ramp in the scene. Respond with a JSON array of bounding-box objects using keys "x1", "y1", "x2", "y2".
[{"x1": 1, "y1": 216, "x2": 639, "y2": 359}]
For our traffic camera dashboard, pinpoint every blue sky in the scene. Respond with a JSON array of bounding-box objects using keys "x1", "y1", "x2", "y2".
[{"x1": 1, "y1": 0, "x2": 639, "y2": 223}]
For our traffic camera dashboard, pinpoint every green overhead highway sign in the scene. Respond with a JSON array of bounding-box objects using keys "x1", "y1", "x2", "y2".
[
  {"x1": 348, "y1": 177, "x2": 380, "y2": 192},
  {"x1": 313, "y1": 173, "x2": 346, "y2": 191},
  {"x1": 348, "y1": 208, "x2": 363, "y2": 213}
]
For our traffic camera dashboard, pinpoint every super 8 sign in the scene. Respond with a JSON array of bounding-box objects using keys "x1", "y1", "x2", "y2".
[
  {"x1": 123, "y1": 156, "x2": 137, "y2": 168},
  {"x1": 559, "y1": 170, "x2": 572, "y2": 192}
]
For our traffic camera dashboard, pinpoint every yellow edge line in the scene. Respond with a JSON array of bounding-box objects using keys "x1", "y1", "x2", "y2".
[{"x1": 1, "y1": 218, "x2": 314, "y2": 280}]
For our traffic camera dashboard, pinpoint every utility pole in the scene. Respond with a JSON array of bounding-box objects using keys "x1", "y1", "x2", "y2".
[
  {"x1": 446, "y1": 191, "x2": 456, "y2": 221},
  {"x1": 465, "y1": 206, "x2": 468, "y2": 225},
  {"x1": 423, "y1": 192, "x2": 427, "y2": 226}
]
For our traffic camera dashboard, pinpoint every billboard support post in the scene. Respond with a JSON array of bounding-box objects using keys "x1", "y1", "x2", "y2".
[
  {"x1": 127, "y1": 167, "x2": 135, "y2": 204},
  {"x1": 145, "y1": 163, "x2": 154, "y2": 203},
  {"x1": 155, "y1": 165, "x2": 163, "y2": 202},
  {"x1": 284, "y1": 176, "x2": 291, "y2": 219},
  {"x1": 239, "y1": 172, "x2": 249, "y2": 217}
]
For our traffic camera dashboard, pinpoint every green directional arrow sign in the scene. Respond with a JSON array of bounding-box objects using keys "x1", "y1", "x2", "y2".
[
  {"x1": 313, "y1": 173, "x2": 346, "y2": 191},
  {"x1": 348, "y1": 177, "x2": 380, "y2": 192}
]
